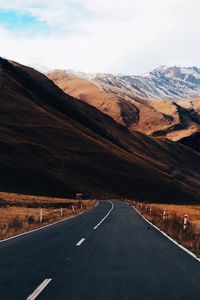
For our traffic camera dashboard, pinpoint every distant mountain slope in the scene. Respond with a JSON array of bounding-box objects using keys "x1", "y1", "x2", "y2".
[
  {"x1": 48, "y1": 66, "x2": 200, "y2": 100},
  {"x1": 47, "y1": 70, "x2": 200, "y2": 142},
  {"x1": 114, "y1": 66, "x2": 200, "y2": 99},
  {"x1": 0, "y1": 57, "x2": 200, "y2": 202},
  {"x1": 91, "y1": 66, "x2": 200, "y2": 100}
]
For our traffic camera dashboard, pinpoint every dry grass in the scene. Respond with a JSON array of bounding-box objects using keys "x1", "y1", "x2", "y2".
[
  {"x1": 148, "y1": 204, "x2": 200, "y2": 231},
  {"x1": 0, "y1": 192, "x2": 85, "y2": 205},
  {"x1": 0, "y1": 192, "x2": 96, "y2": 240},
  {"x1": 127, "y1": 200, "x2": 200, "y2": 257}
]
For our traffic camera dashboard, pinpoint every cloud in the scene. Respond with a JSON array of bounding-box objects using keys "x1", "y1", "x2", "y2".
[{"x1": 0, "y1": 0, "x2": 200, "y2": 73}]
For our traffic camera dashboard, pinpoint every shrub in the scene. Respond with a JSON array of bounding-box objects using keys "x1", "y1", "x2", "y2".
[
  {"x1": 8, "y1": 217, "x2": 23, "y2": 230},
  {"x1": 27, "y1": 215, "x2": 35, "y2": 224}
]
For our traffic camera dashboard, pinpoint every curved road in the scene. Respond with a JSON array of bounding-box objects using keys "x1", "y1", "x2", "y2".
[{"x1": 0, "y1": 200, "x2": 200, "y2": 299}]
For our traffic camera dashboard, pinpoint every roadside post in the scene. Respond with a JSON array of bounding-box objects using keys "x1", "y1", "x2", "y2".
[
  {"x1": 183, "y1": 215, "x2": 188, "y2": 230},
  {"x1": 76, "y1": 193, "x2": 83, "y2": 200},
  {"x1": 61, "y1": 207, "x2": 63, "y2": 217},
  {"x1": 40, "y1": 209, "x2": 43, "y2": 223},
  {"x1": 76, "y1": 193, "x2": 83, "y2": 211},
  {"x1": 163, "y1": 209, "x2": 167, "y2": 221}
]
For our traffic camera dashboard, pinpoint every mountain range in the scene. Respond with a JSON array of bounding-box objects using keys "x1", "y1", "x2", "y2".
[
  {"x1": 0, "y1": 58, "x2": 200, "y2": 202},
  {"x1": 48, "y1": 66, "x2": 200, "y2": 99},
  {"x1": 47, "y1": 68, "x2": 200, "y2": 146},
  {"x1": 50, "y1": 66, "x2": 200, "y2": 100}
]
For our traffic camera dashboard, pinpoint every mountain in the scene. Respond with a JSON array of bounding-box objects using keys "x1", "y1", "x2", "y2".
[
  {"x1": 47, "y1": 70, "x2": 200, "y2": 142},
  {"x1": 0, "y1": 57, "x2": 200, "y2": 202},
  {"x1": 110, "y1": 66, "x2": 200, "y2": 100},
  {"x1": 48, "y1": 66, "x2": 200, "y2": 100}
]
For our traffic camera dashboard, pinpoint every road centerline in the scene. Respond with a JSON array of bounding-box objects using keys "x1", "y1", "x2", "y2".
[
  {"x1": 93, "y1": 200, "x2": 114, "y2": 230},
  {"x1": 26, "y1": 278, "x2": 52, "y2": 300},
  {"x1": 76, "y1": 238, "x2": 86, "y2": 246}
]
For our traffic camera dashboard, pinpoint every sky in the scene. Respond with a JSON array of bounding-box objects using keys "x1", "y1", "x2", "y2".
[{"x1": 0, "y1": 0, "x2": 199, "y2": 74}]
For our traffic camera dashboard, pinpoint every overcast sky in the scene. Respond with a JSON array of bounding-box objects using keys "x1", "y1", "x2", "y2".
[{"x1": 0, "y1": 0, "x2": 199, "y2": 74}]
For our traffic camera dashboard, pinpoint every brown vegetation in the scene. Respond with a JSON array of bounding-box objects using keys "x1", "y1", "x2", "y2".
[
  {"x1": 0, "y1": 192, "x2": 96, "y2": 240},
  {"x1": 128, "y1": 201, "x2": 200, "y2": 257}
]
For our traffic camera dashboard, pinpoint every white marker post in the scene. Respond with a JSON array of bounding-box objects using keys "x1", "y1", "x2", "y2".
[
  {"x1": 163, "y1": 209, "x2": 167, "y2": 221},
  {"x1": 61, "y1": 207, "x2": 63, "y2": 217},
  {"x1": 149, "y1": 207, "x2": 152, "y2": 215},
  {"x1": 40, "y1": 209, "x2": 43, "y2": 223},
  {"x1": 183, "y1": 215, "x2": 188, "y2": 230},
  {"x1": 72, "y1": 205, "x2": 75, "y2": 214}
]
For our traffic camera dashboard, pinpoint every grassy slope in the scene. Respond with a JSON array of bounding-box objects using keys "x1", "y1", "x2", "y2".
[{"x1": 0, "y1": 192, "x2": 95, "y2": 240}]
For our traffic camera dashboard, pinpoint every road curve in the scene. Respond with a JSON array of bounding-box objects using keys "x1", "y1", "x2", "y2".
[{"x1": 0, "y1": 200, "x2": 200, "y2": 300}]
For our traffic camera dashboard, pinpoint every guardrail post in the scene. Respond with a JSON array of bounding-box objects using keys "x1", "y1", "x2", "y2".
[{"x1": 61, "y1": 207, "x2": 63, "y2": 217}]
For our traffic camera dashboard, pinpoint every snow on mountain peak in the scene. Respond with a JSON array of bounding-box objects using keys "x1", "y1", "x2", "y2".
[
  {"x1": 148, "y1": 65, "x2": 200, "y2": 80},
  {"x1": 128, "y1": 65, "x2": 200, "y2": 99}
]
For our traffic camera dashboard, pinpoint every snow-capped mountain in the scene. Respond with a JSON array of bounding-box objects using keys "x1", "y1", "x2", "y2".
[
  {"x1": 47, "y1": 68, "x2": 200, "y2": 143},
  {"x1": 92, "y1": 66, "x2": 200, "y2": 100}
]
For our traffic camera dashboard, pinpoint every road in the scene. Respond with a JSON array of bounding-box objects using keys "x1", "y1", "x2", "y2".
[{"x1": 1, "y1": 200, "x2": 200, "y2": 300}]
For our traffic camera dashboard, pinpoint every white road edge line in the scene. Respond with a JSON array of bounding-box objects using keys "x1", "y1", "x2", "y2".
[
  {"x1": 26, "y1": 278, "x2": 52, "y2": 300},
  {"x1": 76, "y1": 238, "x2": 86, "y2": 246},
  {"x1": 0, "y1": 201, "x2": 99, "y2": 244},
  {"x1": 93, "y1": 200, "x2": 114, "y2": 230},
  {"x1": 133, "y1": 205, "x2": 200, "y2": 263}
]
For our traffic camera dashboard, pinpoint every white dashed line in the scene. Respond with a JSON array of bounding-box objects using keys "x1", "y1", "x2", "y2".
[
  {"x1": 26, "y1": 278, "x2": 52, "y2": 300},
  {"x1": 93, "y1": 200, "x2": 114, "y2": 230},
  {"x1": 76, "y1": 238, "x2": 86, "y2": 246}
]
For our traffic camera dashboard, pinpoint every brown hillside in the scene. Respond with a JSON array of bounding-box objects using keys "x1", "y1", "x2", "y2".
[
  {"x1": 48, "y1": 70, "x2": 200, "y2": 143},
  {"x1": 0, "y1": 58, "x2": 200, "y2": 202}
]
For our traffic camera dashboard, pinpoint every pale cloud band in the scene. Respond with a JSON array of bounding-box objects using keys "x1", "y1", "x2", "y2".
[{"x1": 0, "y1": 0, "x2": 199, "y2": 74}]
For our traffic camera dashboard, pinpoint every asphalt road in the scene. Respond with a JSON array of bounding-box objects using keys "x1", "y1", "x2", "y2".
[{"x1": 1, "y1": 200, "x2": 200, "y2": 300}]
